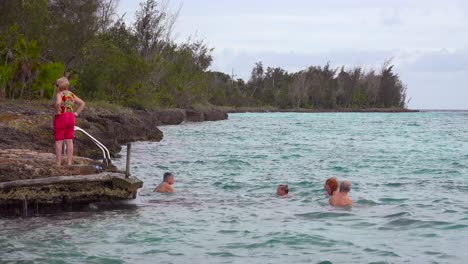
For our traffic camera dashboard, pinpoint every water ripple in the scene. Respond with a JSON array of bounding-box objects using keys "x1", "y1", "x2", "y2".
[{"x1": 3, "y1": 112, "x2": 468, "y2": 263}]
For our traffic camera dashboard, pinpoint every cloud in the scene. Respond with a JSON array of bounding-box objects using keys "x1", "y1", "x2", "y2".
[
  {"x1": 117, "y1": 0, "x2": 468, "y2": 109},
  {"x1": 402, "y1": 71, "x2": 468, "y2": 109},
  {"x1": 210, "y1": 48, "x2": 468, "y2": 109},
  {"x1": 403, "y1": 49, "x2": 468, "y2": 73},
  {"x1": 211, "y1": 48, "x2": 468, "y2": 80},
  {"x1": 211, "y1": 49, "x2": 398, "y2": 80}
]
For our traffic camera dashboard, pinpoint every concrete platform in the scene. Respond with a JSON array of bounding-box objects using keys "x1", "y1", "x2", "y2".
[{"x1": 0, "y1": 172, "x2": 143, "y2": 216}]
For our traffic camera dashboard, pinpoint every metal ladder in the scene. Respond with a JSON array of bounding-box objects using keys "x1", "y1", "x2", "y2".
[{"x1": 73, "y1": 126, "x2": 112, "y2": 166}]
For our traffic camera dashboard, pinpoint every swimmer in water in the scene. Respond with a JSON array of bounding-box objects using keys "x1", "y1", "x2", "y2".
[
  {"x1": 329, "y1": 181, "x2": 353, "y2": 207},
  {"x1": 324, "y1": 177, "x2": 339, "y2": 196},
  {"x1": 154, "y1": 172, "x2": 175, "y2": 193},
  {"x1": 277, "y1": 184, "x2": 289, "y2": 197}
]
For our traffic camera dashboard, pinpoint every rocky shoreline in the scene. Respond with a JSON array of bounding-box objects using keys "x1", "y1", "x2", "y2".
[
  {"x1": 0, "y1": 101, "x2": 415, "y2": 182},
  {"x1": 0, "y1": 101, "x2": 228, "y2": 215},
  {"x1": 0, "y1": 149, "x2": 143, "y2": 216},
  {"x1": 0, "y1": 101, "x2": 416, "y2": 216},
  {"x1": 0, "y1": 101, "x2": 228, "y2": 162}
]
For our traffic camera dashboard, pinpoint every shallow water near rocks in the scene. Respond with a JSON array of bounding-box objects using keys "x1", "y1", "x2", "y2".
[{"x1": 1, "y1": 112, "x2": 468, "y2": 263}]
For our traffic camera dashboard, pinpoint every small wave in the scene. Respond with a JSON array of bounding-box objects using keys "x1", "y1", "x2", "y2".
[
  {"x1": 412, "y1": 168, "x2": 444, "y2": 175},
  {"x1": 382, "y1": 182, "x2": 403, "y2": 187},
  {"x1": 444, "y1": 209, "x2": 458, "y2": 213},
  {"x1": 296, "y1": 211, "x2": 352, "y2": 219},
  {"x1": 226, "y1": 234, "x2": 337, "y2": 249},
  {"x1": 364, "y1": 247, "x2": 400, "y2": 257},
  {"x1": 220, "y1": 217, "x2": 240, "y2": 224},
  {"x1": 424, "y1": 251, "x2": 442, "y2": 256},
  {"x1": 142, "y1": 249, "x2": 166, "y2": 254},
  {"x1": 355, "y1": 199, "x2": 379, "y2": 206},
  {"x1": 386, "y1": 218, "x2": 450, "y2": 228},
  {"x1": 384, "y1": 212, "x2": 411, "y2": 218},
  {"x1": 331, "y1": 166, "x2": 350, "y2": 172},
  {"x1": 281, "y1": 154, "x2": 303, "y2": 159},
  {"x1": 386, "y1": 218, "x2": 420, "y2": 226},
  {"x1": 221, "y1": 159, "x2": 251, "y2": 166},
  {"x1": 218, "y1": 229, "x2": 250, "y2": 234},
  {"x1": 451, "y1": 161, "x2": 467, "y2": 168},
  {"x1": 351, "y1": 221, "x2": 377, "y2": 228},
  {"x1": 406, "y1": 122, "x2": 421, "y2": 127},
  {"x1": 420, "y1": 233, "x2": 439, "y2": 238},
  {"x1": 207, "y1": 251, "x2": 238, "y2": 257},
  {"x1": 455, "y1": 185, "x2": 468, "y2": 192},
  {"x1": 379, "y1": 198, "x2": 409, "y2": 203},
  {"x1": 167, "y1": 252, "x2": 184, "y2": 256},
  {"x1": 431, "y1": 198, "x2": 448, "y2": 203},
  {"x1": 145, "y1": 198, "x2": 202, "y2": 207},
  {"x1": 223, "y1": 184, "x2": 243, "y2": 190},
  {"x1": 442, "y1": 224, "x2": 468, "y2": 230}
]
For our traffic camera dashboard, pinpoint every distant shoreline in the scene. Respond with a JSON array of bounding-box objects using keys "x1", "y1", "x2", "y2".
[
  {"x1": 221, "y1": 107, "x2": 420, "y2": 113},
  {"x1": 418, "y1": 109, "x2": 468, "y2": 112}
]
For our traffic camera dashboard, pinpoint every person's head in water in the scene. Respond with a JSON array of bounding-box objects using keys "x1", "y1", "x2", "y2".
[
  {"x1": 339, "y1": 181, "x2": 351, "y2": 193},
  {"x1": 329, "y1": 180, "x2": 353, "y2": 207},
  {"x1": 277, "y1": 184, "x2": 289, "y2": 196},
  {"x1": 324, "y1": 177, "x2": 339, "y2": 195},
  {"x1": 163, "y1": 172, "x2": 175, "y2": 185}
]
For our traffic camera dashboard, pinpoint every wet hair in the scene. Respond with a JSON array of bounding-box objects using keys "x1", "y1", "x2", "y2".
[
  {"x1": 340, "y1": 181, "x2": 351, "y2": 192},
  {"x1": 279, "y1": 184, "x2": 289, "y2": 194},
  {"x1": 163, "y1": 172, "x2": 174, "y2": 181},
  {"x1": 325, "y1": 177, "x2": 339, "y2": 194}
]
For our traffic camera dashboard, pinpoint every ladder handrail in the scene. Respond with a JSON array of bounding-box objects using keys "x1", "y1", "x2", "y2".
[{"x1": 74, "y1": 126, "x2": 111, "y2": 165}]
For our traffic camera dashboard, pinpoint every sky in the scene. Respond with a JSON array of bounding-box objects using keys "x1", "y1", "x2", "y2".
[{"x1": 117, "y1": 0, "x2": 468, "y2": 109}]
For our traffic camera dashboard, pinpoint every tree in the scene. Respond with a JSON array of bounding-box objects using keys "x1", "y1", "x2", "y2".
[
  {"x1": 11, "y1": 35, "x2": 40, "y2": 100},
  {"x1": 34, "y1": 62, "x2": 65, "y2": 99},
  {"x1": 378, "y1": 60, "x2": 404, "y2": 107},
  {"x1": 134, "y1": 0, "x2": 166, "y2": 60},
  {"x1": 48, "y1": 0, "x2": 102, "y2": 70}
]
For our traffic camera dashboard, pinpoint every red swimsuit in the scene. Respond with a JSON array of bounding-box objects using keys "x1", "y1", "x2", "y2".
[{"x1": 53, "y1": 91, "x2": 76, "y2": 141}]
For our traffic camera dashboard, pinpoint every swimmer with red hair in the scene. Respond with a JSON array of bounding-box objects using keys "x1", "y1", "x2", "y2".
[{"x1": 324, "y1": 177, "x2": 339, "y2": 196}]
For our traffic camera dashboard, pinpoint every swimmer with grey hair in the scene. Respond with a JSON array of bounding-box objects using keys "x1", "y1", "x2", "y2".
[
  {"x1": 154, "y1": 172, "x2": 175, "y2": 193},
  {"x1": 329, "y1": 180, "x2": 353, "y2": 207}
]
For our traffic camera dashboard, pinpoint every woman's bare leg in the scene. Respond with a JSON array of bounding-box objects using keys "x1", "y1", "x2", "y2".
[
  {"x1": 55, "y1": 140, "x2": 64, "y2": 166},
  {"x1": 65, "y1": 139, "x2": 74, "y2": 165}
]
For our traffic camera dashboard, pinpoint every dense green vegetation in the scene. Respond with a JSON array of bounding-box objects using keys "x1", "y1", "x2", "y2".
[{"x1": 0, "y1": 0, "x2": 407, "y2": 110}]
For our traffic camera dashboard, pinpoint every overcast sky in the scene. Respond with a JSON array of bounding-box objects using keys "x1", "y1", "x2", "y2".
[{"x1": 117, "y1": 0, "x2": 468, "y2": 109}]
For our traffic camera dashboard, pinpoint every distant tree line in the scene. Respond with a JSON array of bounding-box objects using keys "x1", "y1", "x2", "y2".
[
  {"x1": 0, "y1": 0, "x2": 407, "y2": 109},
  {"x1": 210, "y1": 61, "x2": 407, "y2": 109}
]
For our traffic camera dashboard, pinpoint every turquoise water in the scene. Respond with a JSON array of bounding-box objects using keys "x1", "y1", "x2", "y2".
[{"x1": 1, "y1": 112, "x2": 468, "y2": 263}]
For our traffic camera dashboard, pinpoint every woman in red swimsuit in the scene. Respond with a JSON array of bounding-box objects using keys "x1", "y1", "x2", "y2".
[{"x1": 53, "y1": 77, "x2": 85, "y2": 166}]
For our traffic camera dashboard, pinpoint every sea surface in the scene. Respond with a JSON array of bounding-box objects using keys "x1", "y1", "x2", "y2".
[{"x1": 1, "y1": 112, "x2": 468, "y2": 263}]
